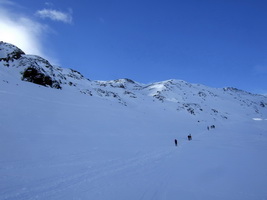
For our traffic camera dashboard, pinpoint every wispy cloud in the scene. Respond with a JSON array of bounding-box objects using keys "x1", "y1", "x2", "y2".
[
  {"x1": 36, "y1": 8, "x2": 72, "y2": 24},
  {"x1": 45, "y1": 2, "x2": 54, "y2": 7},
  {"x1": 0, "y1": 0, "x2": 16, "y2": 6},
  {"x1": 0, "y1": 1, "x2": 71, "y2": 65},
  {"x1": 0, "y1": 5, "x2": 48, "y2": 57}
]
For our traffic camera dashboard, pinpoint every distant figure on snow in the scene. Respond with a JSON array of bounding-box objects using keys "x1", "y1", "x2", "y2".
[
  {"x1": 188, "y1": 134, "x2": 192, "y2": 141},
  {"x1": 174, "y1": 139, "x2": 178, "y2": 146}
]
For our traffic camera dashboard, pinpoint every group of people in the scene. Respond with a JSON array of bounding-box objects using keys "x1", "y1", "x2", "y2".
[
  {"x1": 175, "y1": 124, "x2": 216, "y2": 146},
  {"x1": 174, "y1": 124, "x2": 217, "y2": 146},
  {"x1": 207, "y1": 125, "x2": 216, "y2": 130},
  {"x1": 174, "y1": 134, "x2": 192, "y2": 146}
]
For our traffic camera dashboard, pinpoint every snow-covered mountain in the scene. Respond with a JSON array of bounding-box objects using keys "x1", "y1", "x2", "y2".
[
  {"x1": 1, "y1": 41, "x2": 266, "y2": 123},
  {"x1": 1, "y1": 41, "x2": 267, "y2": 200}
]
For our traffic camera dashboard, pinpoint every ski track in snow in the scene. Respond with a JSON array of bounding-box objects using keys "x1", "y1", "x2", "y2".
[
  {"x1": 0, "y1": 148, "x2": 175, "y2": 200},
  {"x1": 1, "y1": 42, "x2": 267, "y2": 200},
  {"x1": 1, "y1": 124, "x2": 267, "y2": 200}
]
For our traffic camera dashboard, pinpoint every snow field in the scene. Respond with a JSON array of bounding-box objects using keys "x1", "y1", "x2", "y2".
[{"x1": 0, "y1": 77, "x2": 267, "y2": 200}]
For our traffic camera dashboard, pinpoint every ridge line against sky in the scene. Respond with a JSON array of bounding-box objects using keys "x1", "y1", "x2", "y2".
[{"x1": 0, "y1": 0, "x2": 267, "y2": 95}]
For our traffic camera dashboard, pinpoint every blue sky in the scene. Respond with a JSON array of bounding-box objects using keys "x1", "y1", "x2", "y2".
[{"x1": 0, "y1": 0, "x2": 267, "y2": 94}]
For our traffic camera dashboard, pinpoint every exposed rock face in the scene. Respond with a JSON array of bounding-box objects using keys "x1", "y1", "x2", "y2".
[
  {"x1": 0, "y1": 42, "x2": 62, "y2": 89},
  {"x1": 0, "y1": 41, "x2": 25, "y2": 62},
  {"x1": 22, "y1": 67, "x2": 61, "y2": 89},
  {"x1": 1, "y1": 41, "x2": 267, "y2": 121}
]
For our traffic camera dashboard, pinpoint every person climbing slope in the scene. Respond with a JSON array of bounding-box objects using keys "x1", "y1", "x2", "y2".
[{"x1": 188, "y1": 134, "x2": 192, "y2": 141}]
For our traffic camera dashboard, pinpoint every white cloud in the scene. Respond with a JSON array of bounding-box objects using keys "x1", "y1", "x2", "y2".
[
  {"x1": 0, "y1": 7, "x2": 46, "y2": 57},
  {"x1": 0, "y1": 1, "x2": 72, "y2": 65},
  {"x1": 0, "y1": 2, "x2": 60, "y2": 64},
  {"x1": 36, "y1": 9, "x2": 72, "y2": 24}
]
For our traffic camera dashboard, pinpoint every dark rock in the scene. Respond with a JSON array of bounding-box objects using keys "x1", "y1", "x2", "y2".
[
  {"x1": 22, "y1": 67, "x2": 61, "y2": 89},
  {"x1": 0, "y1": 41, "x2": 25, "y2": 62}
]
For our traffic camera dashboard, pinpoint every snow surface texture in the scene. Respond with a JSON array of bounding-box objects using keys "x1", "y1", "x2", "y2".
[{"x1": 0, "y1": 41, "x2": 267, "y2": 200}]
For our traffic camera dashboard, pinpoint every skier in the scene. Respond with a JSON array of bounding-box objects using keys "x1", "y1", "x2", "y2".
[
  {"x1": 188, "y1": 134, "x2": 192, "y2": 141},
  {"x1": 174, "y1": 139, "x2": 178, "y2": 146}
]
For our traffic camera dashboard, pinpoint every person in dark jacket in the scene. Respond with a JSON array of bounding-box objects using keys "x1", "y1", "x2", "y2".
[{"x1": 188, "y1": 134, "x2": 192, "y2": 141}]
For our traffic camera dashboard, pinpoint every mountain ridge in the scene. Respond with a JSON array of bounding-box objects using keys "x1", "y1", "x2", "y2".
[
  {"x1": 1, "y1": 42, "x2": 267, "y2": 200},
  {"x1": 1, "y1": 41, "x2": 266, "y2": 122}
]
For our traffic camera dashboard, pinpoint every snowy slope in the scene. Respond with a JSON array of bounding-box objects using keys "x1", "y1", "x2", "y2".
[
  {"x1": 1, "y1": 41, "x2": 267, "y2": 200},
  {"x1": 1, "y1": 41, "x2": 266, "y2": 122}
]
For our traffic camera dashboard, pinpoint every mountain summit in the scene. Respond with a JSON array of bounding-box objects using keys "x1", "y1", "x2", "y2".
[
  {"x1": 1, "y1": 41, "x2": 267, "y2": 200},
  {"x1": 0, "y1": 41, "x2": 266, "y2": 123}
]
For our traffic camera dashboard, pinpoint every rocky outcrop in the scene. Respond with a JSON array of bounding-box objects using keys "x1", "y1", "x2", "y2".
[
  {"x1": 0, "y1": 41, "x2": 25, "y2": 62},
  {"x1": 1, "y1": 41, "x2": 266, "y2": 120},
  {"x1": 22, "y1": 67, "x2": 61, "y2": 89}
]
